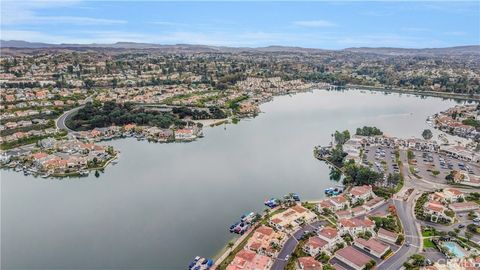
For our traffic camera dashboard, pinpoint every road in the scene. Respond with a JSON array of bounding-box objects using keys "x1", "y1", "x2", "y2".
[
  {"x1": 378, "y1": 198, "x2": 422, "y2": 270},
  {"x1": 270, "y1": 220, "x2": 325, "y2": 270},
  {"x1": 55, "y1": 95, "x2": 93, "y2": 132}
]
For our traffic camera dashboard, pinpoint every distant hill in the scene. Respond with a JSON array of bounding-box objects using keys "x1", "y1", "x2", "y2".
[
  {"x1": 1, "y1": 40, "x2": 479, "y2": 55},
  {"x1": 343, "y1": 46, "x2": 480, "y2": 56}
]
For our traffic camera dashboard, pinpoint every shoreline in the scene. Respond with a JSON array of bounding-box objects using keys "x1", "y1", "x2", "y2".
[
  {"x1": 345, "y1": 84, "x2": 480, "y2": 102},
  {"x1": 3, "y1": 87, "x2": 476, "y2": 180}
]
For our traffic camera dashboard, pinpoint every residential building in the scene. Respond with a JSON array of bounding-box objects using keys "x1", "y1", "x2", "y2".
[
  {"x1": 334, "y1": 246, "x2": 373, "y2": 270},
  {"x1": 297, "y1": 257, "x2": 322, "y2": 270},
  {"x1": 226, "y1": 249, "x2": 273, "y2": 270},
  {"x1": 353, "y1": 238, "x2": 390, "y2": 258},
  {"x1": 377, "y1": 228, "x2": 398, "y2": 243}
]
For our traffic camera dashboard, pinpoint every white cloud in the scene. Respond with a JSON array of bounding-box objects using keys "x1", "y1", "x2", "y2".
[
  {"x1": 443, "y1": 31, "x2": 467, "y2": 36},
  {"x1": 293, "y1": 20, "x2": 336, "y2": 28},
  {"x1": 1, "y1": 0, "x2": 125, "y2": 25}
]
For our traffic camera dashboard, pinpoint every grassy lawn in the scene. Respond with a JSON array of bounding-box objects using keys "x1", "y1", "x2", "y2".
[
  {"x1": 422, "y1": 230, "x2": 435, "y2": 237},
  {"x1": 423, "y1": 238, "x2": 435, "y2": 248}
]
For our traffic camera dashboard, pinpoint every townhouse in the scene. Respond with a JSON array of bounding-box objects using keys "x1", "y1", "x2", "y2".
[
  {"x1": 348, "y1": 185, "x2": 374, "y2": 204},
  {"x1": 377, "y1": 228, "x2": 399, "y2": 244},
  {"x1": 338, "y1": 217, "x2": 375, "y2": 237},
  {"x1": 297, "y1": 257, "x2": 322, "y2": 270},
  {"x1": 423, "y1": 201, "x2": 453, "y2": 223},
  {"x1": 334, "y1": 246, "x2": 373, "y2": 270},
  {"x1": 269, "y1": 205, "x2": 317, "y2": 232},
  {"x1": 353, "y1": 238, "x2": 390, "y2": 258},
  {"x1": 245, "y1": 225, "x2": 286, "y2": 257},
  {"x1": 226, "y1": 249, "x2": 273, "y2": 270}
]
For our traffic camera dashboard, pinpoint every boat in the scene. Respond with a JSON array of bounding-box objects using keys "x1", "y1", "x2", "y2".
[
  {"x1": 79, "y1": 170, "x2": 89, "y2": 176},
  {"x1": 41, "y1": 173, "x2": 50, "y2": 178},
  {"x1": 241, "y1": 212, "x2": 256, "y2": 223},
  {"x1": 264, "y1": 198, "x2": 278, "y2": 208},
  {"x1": 188, "y1": 256, "x2": 213, "y2": 270},
  {"x1": 324, "y1": 188, "x2": 334, "y2": 194}
]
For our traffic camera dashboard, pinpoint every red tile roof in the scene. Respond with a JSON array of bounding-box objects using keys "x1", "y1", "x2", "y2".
[
  {"x1": 306, "y1": 236, "x2": 328, "y2": 249},
  {"x1": 298, "y1": 257, "x2": 322, "y2": 270},
  {"x1": 355, "y1": 238, "x2": 389, "y2": 254},
  {"x1": 318, "y1": 227, "x2": 338, "y2": 240},
  {"x1": 335, "y1": 246, "x2": 372, "y2": 268}
]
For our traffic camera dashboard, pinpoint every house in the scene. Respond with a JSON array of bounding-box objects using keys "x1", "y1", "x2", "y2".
[
  {"x1": 443, "y1": 188, "x2": 465, "y2": 202},
  {"x1": 377, "y1": 228, "x2": 398, "y2": 243},
  {"x1": 338, "y1": 217, "x2": 375, "y2": 236},
  {"x1": 317, "y1": 200, "x2": 336, "y2": 212},
  {"x1": 449, "y1": 202, "x2": 479, "y2": 212},
  {"x1": 334, "y1": 246, "x2": 373, "y2": 270},
  {"x1": 348, "y1": 185, "x2": 374, "y2": 204},
  {"x1": 317, "y1": 226, "x2": 342, "y2": 252},
  {"x1": 335, "y1": 210, "x2": 352, "y2": 219},
  {"x1": 269, "y1": 205, "x2": 317, "y2": 232},
  {"x1": 174, "y1": 128, "x2": 196, "y2": 141},
  {"x1": 226, "y1": 249, "x2": 273, "y2": 270},
  {"x1": 424, "y1": 201, "x2": 453, "y2": 223},
  {"x1": 362, "y1": 197, "x2": 385, "y2": 212},
  {"x1": 245, "y1": 225, "x2": 286, "y2": 257},
  {"x1": 297, "y1": 256, "x2": 322, "y2": 270},
  {"x1": 353, "y1": 238, "x2": 390, "y2": 258},
  {"x1": 351, "y1": 206, "x2": 366, "y2": 217},
  {"x1": 317, "y1": 196, "x2": 349, "y2": 212},
  {"x1": 303, "y1": 236, "x2": 328, "y2": 257},
  {"x1": 330, "y1": 195, "x2": 350, "y2": 210}
]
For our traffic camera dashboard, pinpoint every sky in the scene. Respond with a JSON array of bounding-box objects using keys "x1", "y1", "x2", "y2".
[{"x1": 1, "y1": 1, "x2": 479, "y2": 49}]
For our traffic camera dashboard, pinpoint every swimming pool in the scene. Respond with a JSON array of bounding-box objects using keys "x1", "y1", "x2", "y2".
[{"x1": 443, "y1": 242, "x2": 467, "y2": 258}]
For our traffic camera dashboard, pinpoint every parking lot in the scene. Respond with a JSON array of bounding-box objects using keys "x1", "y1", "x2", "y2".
[
  {"x1": 363, "y1": 146, "x2": 401, "y2": 188},
  {"x1": 362, "y1": 145, "x2": 480, "y2": 186},
  {"x1": 409, "y1": 150, "x2": 480, "y2": 184}
]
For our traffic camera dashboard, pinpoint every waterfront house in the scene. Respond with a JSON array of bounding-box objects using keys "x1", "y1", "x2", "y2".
[
  {"x1": 377, "y1": 228, "x2": 398, "y2": 243},
  {"x1": 174, "y1": 128, "x2": 196, "y2": 141},
  {"x1": 269, "y1": 205, "x2": 317, "y2": 232},
  {"x1": 226, "y1": 249, "x2": 273, "y2": 270},
  {"x1": 297, "y1": 256, "x2": 322, "y2": 270},
  {"x1": 317, "y1": 199, "x2": 336, "y2": 212},
  {"x1": 348, "y1": 185, "x2": 374, "y2": 204},
  {"x1": 353, "y1": 238, "x2": 390, "y2": 258},
  {"x1": 330, "y1": 195, "x2": 350, "y2": 210},
  {"x1": 245, "y1": 225, "x2": 286, "y2": 257},
  {"x1": 334, "y1": 246, "x2": 373, "y2": 270}
]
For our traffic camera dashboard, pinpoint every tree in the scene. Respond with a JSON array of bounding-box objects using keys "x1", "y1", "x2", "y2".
[
  {"x1": 465, "y1": 231, "x2": 473, "y2": 241},
  {"x1": 365, "y1": 260, "x2": 376, "y2": 270},
  {"x1": 334, "y1": 130, "x2": 351, "y2": 145},
  {"x1": 83, "y1": 79, "x2": 95, "y2": 90},
  {"x1": 422, "y1": 129, "x2": 433, "y2": 140}
]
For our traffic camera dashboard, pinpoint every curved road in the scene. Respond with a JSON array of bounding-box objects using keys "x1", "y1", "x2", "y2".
[{"x1": 55, "y1": 96, "x2": 93, "y2": 132}]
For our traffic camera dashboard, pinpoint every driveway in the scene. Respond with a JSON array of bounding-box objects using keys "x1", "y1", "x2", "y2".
[{"x1": 270, "y1": 220, "x2": 326, "y2": 270}]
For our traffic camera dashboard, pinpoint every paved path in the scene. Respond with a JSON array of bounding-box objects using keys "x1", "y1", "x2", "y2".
[
  {"x1": 271, "y1": 220, "x2": 325, "y2": 270},
  {"x1": 378, "y1": 198, "x2": 422, "y2": 270},
  {"x1": 55, "y1": 95, "x2": 93, "y2": 132}
]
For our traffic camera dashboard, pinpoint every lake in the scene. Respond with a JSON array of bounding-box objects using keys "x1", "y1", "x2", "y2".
[{"x1": 1, "y1": 89, "x2": 466, "y2": 269}]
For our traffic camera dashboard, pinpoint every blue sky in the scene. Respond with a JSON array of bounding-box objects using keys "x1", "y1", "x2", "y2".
[{"x1": 1, "y1": 1, "x2": 479, "y2": 49}]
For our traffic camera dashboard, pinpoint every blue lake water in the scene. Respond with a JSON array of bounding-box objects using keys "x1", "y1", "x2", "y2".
[{"x1": 1, "y1": 89, "x2": 467, "y2": 269}]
